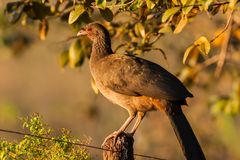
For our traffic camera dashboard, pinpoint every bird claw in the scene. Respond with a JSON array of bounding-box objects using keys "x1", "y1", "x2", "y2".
[{"x1": 101, "y1": 131, "x2": 123, "y2": 147}]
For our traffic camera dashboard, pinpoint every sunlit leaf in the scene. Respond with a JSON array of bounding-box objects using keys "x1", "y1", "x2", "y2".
[
  {"x1": 174, "y1": 14, "x2": 188, "y2": 34},
  {"x1": 172, "y1": 0, "x2": 180, "y2": 5},
  {"x1": 39, "y1": 19, "x2": 48, "y2": 40},
  {"x1": 91, "y1": 79, "x2": 99, "y2": 94},
  {"x1": 203, "y1": 0, "x2": 213, "y2": 11},
  {"x1": 221, "y1": 4, "x2": 229, "y2": 13},
  {"x1": 183, "y1": 45, "x2": 195, "y2": 64},
  {"x1": 69, "y1": 40, "x2": 83, "y2": 68},
  {"x1": 59, "y1": 50, "x2": 69, "y2": 68},
  {"x1": 181, "y1": 0, "x2": 188, "y2": 6},
  {"x1": 134, "y1": 23, "x2": 145, "y2": 38},
  {"x1": 229, "y1": 0, "x2": 237, "y2": 10},
  {"x1": 68, "y1": 5, "x2": 85, "y2": 24},
  {"x1": 212, "y1": 29, "x2": 226, "y2": 47},
  {"x1": 146, "y1": 0, "x2": 155, "y2": 9},
  {"x1": 96, "y1": 0, "x2": 107, "y2": 9},
  {"x1": 194, "y1": 36, "x2": 211, "y2": 55},
  {"x1": 99, "y1": 8, "x2": 113, "y2": 22},
  {"x1": 158, "y1": 26, "x2": 172, "y2": 34},
  {"x1": 182, "y1": 0, "x2": 195, "y2": 14},
  {"x1": 162, "y1": 7, "x2": 180, "y2": 22}
]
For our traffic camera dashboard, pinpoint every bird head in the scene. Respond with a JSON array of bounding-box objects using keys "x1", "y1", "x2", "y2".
[{"x1": 77, "y1": 22, "x2": 110, "y2": 41}]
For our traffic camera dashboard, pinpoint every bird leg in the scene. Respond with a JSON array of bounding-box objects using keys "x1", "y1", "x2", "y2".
[
  {"x1": 129, "y1": 112, "x2": 145, "y2": 135},
  {"x1": 102, "y1": 112, "x2": 136, "y2": 146}
]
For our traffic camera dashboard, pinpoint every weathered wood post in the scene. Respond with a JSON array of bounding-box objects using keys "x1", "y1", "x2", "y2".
[{"x1": 102, "y1": 132, "x2": 134, "y2": 160}]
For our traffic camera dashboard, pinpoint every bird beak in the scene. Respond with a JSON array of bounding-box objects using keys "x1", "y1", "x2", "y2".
[{"x1": 77, "y1": 28, "x2": 87, "y2": 37}]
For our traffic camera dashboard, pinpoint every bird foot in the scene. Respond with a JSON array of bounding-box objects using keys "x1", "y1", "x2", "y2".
[{"x1": 101, "y1": 130, "x2": 123, "y2": 147}]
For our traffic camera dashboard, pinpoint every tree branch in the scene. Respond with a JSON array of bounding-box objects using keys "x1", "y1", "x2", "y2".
[{"x1": 214, "y1": 11, "x2": 234, "y2": 78}]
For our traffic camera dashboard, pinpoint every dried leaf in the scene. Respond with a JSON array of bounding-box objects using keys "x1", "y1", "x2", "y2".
[
  {"x1": 68, "y1": 5, "x2": 85, "y2": 24},
  {"x1": 39, "y1": 19, "x2": 48, "y2": 40},
  {"x1": 162, "y1": 7, "x2": 180, "y2": 23}
]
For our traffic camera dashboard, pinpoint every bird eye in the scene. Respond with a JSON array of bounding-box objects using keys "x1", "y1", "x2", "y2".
[{"x1": 87, "y1": 28, "x2": 92, "y2": 31}]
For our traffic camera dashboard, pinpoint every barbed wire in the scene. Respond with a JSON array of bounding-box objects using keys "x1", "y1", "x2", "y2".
[{"x1": 0, "y1": 128, "x2": 165, "y2": 160}]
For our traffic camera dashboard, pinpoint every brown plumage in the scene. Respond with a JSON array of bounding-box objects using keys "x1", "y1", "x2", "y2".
[{"x1": 77, "y1": 23, "x2": 205, "y2": 159}]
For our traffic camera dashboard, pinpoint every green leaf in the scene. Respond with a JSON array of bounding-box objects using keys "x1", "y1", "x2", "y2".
[
  {"x1": 158, "y1": 26, "x2": 172, "y2": 34},
  {"x1": 59, "y1": 50, "x2": 69, "y2": 68},
  {"x1": 174, "y1": 14, "x2": 188, "y2": 34},
  {"x1": 99, "y1": 8, "x2": 113, "y2": 22},
  {"x1": 194, "y1": 36, "x2": 211, "y2": 55},
  {"x1": 146, "y1": 0, "x2": 155, "y2": 9},
  {"x1": 182, "y1": 0, "x2": 195, "y2": 14},
  {"x1": 96, "y1": 0, "x2": 107, "y2": 9},
  {"x1": 134, "y1": 23, "x2": 145, "y2": 38},
  {"x1": 68, "y1": 5, "x2": 85, "y2": 24},
  {"x1": 183, "y1": 45, "x2": 196, "y2": 64},
  {"x1": 69, "y1": 40, "x2": 83, "y2": 68},
  {"x1": 162, "y1": 7, "x2": 180, "y2": 23}
]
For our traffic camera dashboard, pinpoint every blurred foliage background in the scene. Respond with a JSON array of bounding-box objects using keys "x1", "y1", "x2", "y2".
[{"x1": 0, "y1": 0, "x2": 240, "y2": 159}]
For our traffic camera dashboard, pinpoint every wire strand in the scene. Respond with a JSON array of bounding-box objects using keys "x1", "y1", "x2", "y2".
[{"x1": 0, "y1": 128, "x2": 165, "y2": 160}]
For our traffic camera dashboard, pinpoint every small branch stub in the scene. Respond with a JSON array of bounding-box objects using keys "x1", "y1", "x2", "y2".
[{"x1": 102, "y1": 132, "x2": 134, "y2": 160}]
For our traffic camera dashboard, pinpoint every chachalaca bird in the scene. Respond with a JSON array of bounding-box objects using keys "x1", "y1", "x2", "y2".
[{"x1": 77, "y1": 22, "x2": 205, "y2": 159}]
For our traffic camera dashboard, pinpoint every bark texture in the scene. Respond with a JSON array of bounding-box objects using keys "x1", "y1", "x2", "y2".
[{"x1": 102, "y1": 132, "x2": 134, "y2": 160}]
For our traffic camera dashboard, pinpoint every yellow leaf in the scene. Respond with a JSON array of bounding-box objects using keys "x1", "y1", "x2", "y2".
[
  {"x1": 183, "y1": 45, "x2": 195, "y2": 64},
  {"x1": 162, "y1": 7, "x2": 180, "y2": 23},
  {"x1": 174, "y1": 14, "x2": 188, "y2": 34},
  {"x1": 212, "y1": 29, "x2": 226, "y2": 47},
  {"x1": 68, "y1": 5, "x2": 85, "y2": 24},
  {"x1": 134, "y1": 23, "x2": 145, "y2": 38},
  {"x1": 194, "y1": 36, "x2": 211, "y2": 55},
  {"x1": 158, "y1": 26, "x2": 172, "y2": 34},
  {"x1": 181, "y1": 0, "x2": 188, "y2": 5},
  {"x1": 233, "y1": 28, "x2": 240, "y2": 40},
  {"x1": 91, "y1": 79, "x2": 99, "y2": 94},
  {"x1": 146, "y1": 0, "x2": 155, "y2": 9},
  {"x1": 172, "y1": 0, "x2": 180, "y2": 5},
  {"x1": 229, "y1": 0, "x2": 237, "y2": 10},
  {"x1": 39, "y1": 19, "x2": 48, "y2": 40},
  {"x1": 182, "y1": 0, "x2": 195, "y2": 14}
]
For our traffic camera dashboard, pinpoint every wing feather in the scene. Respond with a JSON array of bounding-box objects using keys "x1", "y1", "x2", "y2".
[{"x1": 95, "y1": 54, "x2": 193, "y2": 101}]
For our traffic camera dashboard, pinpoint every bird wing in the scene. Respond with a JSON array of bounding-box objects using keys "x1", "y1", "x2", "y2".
[{"x1": 96, "y1": 54, "x2": 193, "y2": 101}]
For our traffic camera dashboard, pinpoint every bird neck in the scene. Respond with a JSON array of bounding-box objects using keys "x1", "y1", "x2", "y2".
[{"x1": 90, "y1": 36, "x2": 113, "y2": 63}]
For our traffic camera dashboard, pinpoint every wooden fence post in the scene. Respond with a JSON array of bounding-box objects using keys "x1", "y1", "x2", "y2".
[{"x1": 102, "y1": 132, "x2": 134, "y2": 160}]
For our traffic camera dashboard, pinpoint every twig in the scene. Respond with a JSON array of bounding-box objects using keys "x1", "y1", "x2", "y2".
[
  {"x1": 214, "y1": 11, "x2": 234, "y2": 78},
  {"x1": 194, "y1": 55, "x2": 219, "y2": 73}
]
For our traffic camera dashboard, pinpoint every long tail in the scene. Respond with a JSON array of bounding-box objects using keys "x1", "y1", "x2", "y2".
[{"x1": 165, "y1": 104, "x2": 206, "y2": 160}]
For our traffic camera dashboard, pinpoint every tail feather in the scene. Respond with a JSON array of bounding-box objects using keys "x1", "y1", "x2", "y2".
[{"x1": 165, "y1": 104, "x2": 205, "y2": 160}]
